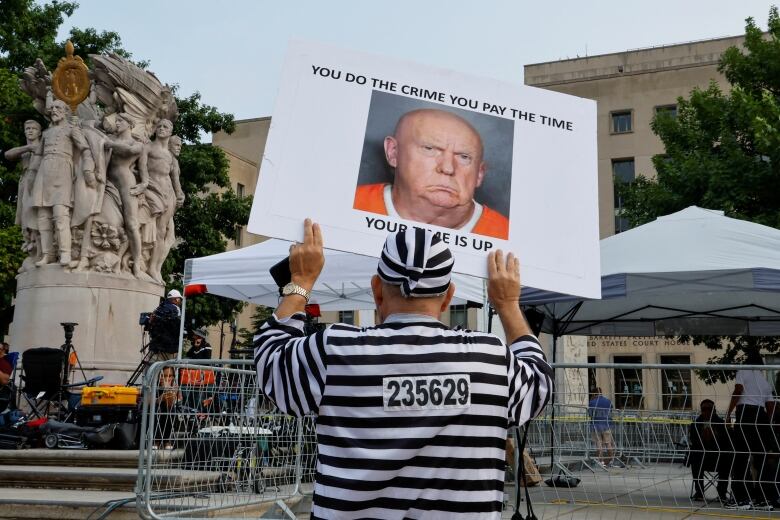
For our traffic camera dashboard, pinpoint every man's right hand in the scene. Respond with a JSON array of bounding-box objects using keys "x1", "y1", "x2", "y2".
[
  {"x1": 289, "y1": 218, "x2": 325, "y2": 292},
  {"x1": 274, "y1": 219, "x2": 325, "y2": 320}
]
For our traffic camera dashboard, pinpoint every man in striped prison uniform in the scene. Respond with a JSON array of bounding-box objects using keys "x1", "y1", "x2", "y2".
[{"x1": 254, "y1": 220, "x2": 552, "y2": 519}]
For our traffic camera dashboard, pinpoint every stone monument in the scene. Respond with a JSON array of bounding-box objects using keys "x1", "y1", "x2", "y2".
[{"x1": 7, "y1": 42, "x2": 185, "y2": 384}]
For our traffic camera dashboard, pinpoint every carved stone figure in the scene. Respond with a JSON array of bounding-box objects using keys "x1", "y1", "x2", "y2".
[
  {"x1": 14, "y1": 45, "x2": 181, "y2": 283},
  {"x1": 4, "y1": 120, "x2": 42, "y2": 267},
  {"x1": 90, "y1": 54, "x2": 178, "y2": 139},
  {"x1": 103, "y1": 113, "x2": 146, "y2": 279},
  {"x1": 11, "y1": 43, "x2": 186, "y2": 387},
  {"x1": 31, "y1": 100, "x2": 95, "y2": 267},
  {"x1": 72, "y1": 117, "x2": 110, "y2": 271},
  {"x1": 19, "y1": 59, "x2": 51, "y2": 117},
  {"x1": 139, "y1": 120, "x2": 184, "y2": 283}
]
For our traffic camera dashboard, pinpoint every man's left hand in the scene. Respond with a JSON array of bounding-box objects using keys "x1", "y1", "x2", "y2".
[{"x1": 289, "y1": 218, "x2": 325, "y2": 291}]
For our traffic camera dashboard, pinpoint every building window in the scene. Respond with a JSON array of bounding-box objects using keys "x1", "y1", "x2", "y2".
[
  {"x1": 338, "y1": 310, "x2": 354, "y2": 325},
  {"x1": 614, "y1": 355, "x2": 643, "y2": 409},
  {"x1": 237, "y1": 183, "x2": 245, "y2": 198},
  {"x1": 661, "y1": 355, "x2": 691, "y2": 410},
  {"x1": 587, "y1": 355, "x2": 597, "y2": 395},
  {"x1": 449, "y1": 305, "x2": 468, "y2": 329},
  {"x1": 766, "y1": 354, "x2": 780, "y2": 395},
  {"x1": 612, "y1": 158, "x2": 635, "y2": 233},
  {"x1": 611, "y1": 110, "x2": 632, "y2": 134},
  {"x1": 655, "y1": 104, "x2": 678, "y2": 119},
  {"x1": 235, "y1": 226, "x2": 243, "y2": 247}
]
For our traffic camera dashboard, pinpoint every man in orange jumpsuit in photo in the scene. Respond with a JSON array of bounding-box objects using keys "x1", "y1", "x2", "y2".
[{"x1": 354, "y1": 109, "x2": 509, "y2": 240}]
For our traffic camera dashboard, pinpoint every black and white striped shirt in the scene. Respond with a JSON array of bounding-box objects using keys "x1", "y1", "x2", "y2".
[{"x1": 254, "y1": 312, "x2": 552, "y2": 519}]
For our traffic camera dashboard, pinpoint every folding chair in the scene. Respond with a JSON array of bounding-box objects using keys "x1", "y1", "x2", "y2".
[{"x1": 19, "y1": 347, "x2": 101, "y2": 421}]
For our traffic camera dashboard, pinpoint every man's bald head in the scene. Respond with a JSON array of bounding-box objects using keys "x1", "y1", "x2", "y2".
[
  {"x1": 392, "y1": 109, "x2": 484, "y2": 161},
  {"x1": 383, "y1": 109, "x2": 487, "y2": 227}
]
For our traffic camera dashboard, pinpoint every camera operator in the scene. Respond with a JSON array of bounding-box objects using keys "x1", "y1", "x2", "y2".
[{"x1": 146, "y1": 289, "x2": 183, "y2": 362}]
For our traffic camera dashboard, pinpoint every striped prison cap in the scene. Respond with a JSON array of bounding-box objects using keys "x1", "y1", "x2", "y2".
[{"x1": 377, "y1": 228, "x2": 454, "y2": 298}]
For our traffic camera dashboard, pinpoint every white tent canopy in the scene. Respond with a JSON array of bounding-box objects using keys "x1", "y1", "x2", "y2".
[
  {"x1": 184, "y1": 239, "x2": 486, "y2": 311},
  {"x1": 523, "y1": 206, "x2": 780, "y2": 337}
]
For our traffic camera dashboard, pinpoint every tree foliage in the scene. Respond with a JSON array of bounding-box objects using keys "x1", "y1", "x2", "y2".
[
  {"x1": 163, "y1": 91, "x2": 250, "y2": 330},
  {"x1": 621, "y1": 7, "x2": 780, "y2": 228},
  {"x1": 620, "y1": 7, "x2": 780, "y2": 368},
  {"x1": 689, "y1": 335, "x2": 778, "y2": 384},
  {"x1": 0, "y1": 0, "x2": 251, "y2": 333},
  {"x1": 237, "y1": 305, "x2": 274, "y2": 350}
]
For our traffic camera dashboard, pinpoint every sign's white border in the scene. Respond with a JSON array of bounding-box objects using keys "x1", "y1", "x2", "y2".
[{"x1": 248, "y1": 41, "x2": 600, "y2": 299}]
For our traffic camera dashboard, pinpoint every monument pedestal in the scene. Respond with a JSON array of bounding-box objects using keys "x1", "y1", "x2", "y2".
[{"x1": 11, "y1": 266, "x2": 164, "y2": 385}]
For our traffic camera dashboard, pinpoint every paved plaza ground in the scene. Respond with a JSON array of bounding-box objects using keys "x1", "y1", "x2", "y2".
[{"x1": 501, "y1": 463, "x2": 780, "y2": 519}]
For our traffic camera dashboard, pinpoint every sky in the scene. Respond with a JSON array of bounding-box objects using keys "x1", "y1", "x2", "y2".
[{"x1": 57, "y1": 0, "x2": 778, "y2": 122}]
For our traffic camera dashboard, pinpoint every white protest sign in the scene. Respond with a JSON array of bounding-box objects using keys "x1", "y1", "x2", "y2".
[{"x1": 249, "y1": 41, "x2": 600, "y2": 299}]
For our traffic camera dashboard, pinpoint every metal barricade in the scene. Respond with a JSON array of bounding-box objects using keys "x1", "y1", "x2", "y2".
[
  {"x1": 137, "y1": 360, "x2": 780, "y2": 518},
  {"x1": 136, "y1": 360, "x2": 315, "y2": 519},
  {"x1": 522, "y1": 362, "x2": 780, "y2": 517}
]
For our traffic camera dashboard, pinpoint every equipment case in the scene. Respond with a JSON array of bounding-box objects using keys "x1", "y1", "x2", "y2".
[{"x1": 81, "y1": 385, "x2": 140, "y2": 406}]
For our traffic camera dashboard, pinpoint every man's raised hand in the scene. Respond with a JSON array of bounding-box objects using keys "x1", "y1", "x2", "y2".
[
  {"x1": 289, "y1": 218, "x2": 325, "y2": 291},
  {"x1": 487, "y1": 249, "x2": 521, "y2": 312},
  {"x1": 487, "y1": 249, "x2": 532, "y2": 339}
]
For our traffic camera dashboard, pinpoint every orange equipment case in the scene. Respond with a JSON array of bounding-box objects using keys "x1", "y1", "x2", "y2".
[{"x1": 81, "y1": 385, "x2": 140, "y2": 406}]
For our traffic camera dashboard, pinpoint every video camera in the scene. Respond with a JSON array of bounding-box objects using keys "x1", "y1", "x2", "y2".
[{"x1": 139, "y1": 312, "x2": 151, "y2": 327}]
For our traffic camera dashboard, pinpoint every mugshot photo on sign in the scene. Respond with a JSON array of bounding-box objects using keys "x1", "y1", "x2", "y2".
[{"x1": 354, "y1": 90, "x2": 514, "y2": 240}]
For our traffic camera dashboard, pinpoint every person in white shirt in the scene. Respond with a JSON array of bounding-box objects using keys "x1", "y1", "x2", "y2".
[{"x1": 724, "y1": 350, "x2": 778, "y2": 510}]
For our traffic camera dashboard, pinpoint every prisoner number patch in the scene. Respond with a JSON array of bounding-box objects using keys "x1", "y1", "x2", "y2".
[{"x1": 383, "y1": 374, "x2": 470, "y2": 411}]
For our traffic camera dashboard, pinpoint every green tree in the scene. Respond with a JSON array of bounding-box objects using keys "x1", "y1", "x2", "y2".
[
  {"x1": 620, "y1": 7, "x2": 780, "y2": 369},
  {"x1": 0, "y1": 0, "x2": 129, "y2": 331},
  {"x1": 621, "y1": 7, "x2": 780, "y2": 228},
  {"x1": 0, "y1": 0, "x2": 251, "y2": 332},
  {"x1": 163, "y1": 91, "x2": 252, "y2": 329},
  {"x1": 236, "y1": 305, "x2": 274, "y2": 350}
]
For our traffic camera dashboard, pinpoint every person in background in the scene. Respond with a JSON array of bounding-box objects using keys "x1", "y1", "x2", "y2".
[
  {"x1": 185, "y1": 329, "x2": 212, "y2": 360},
  {"x1": 0, "y1": 344, "x2": 17, "y2": 426},
  {"x1": 0, "y1": 347, "x2": 12, "y2": 391},
  {"x1": 725, "y1": 350, "x2": 778, "y2": 511},
  {"x1": 688, "y1": 399, "x2": 733, "y2": 503},
  {"x1": 147, "y1": 289, "x2": 183, "y2": 362},
  {"x1": 155, "y1": 365, "x2": 181, "y2": 450},
  {"x1": 588, "y1": 387, "x2": 616, "y2": 468},
  {"x1": 0, "y1": 343, "x2": 12, "y2": 386}
]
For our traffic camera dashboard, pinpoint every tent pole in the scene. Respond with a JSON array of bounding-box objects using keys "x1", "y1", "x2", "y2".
[
  {"x1": 176, "y1": 296, "x2": 187, "y2": 360},
  {"x1": 550, "y1": 329, "x2": 557, "y2": 472}
]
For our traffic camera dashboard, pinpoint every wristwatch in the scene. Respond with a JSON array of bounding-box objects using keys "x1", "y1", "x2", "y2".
[{"x1": 281, "y1": 282, "x2": 311, "y2": 303}]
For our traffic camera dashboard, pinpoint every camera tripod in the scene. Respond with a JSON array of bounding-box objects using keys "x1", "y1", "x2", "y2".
[{"x1": 126, "y1": 341, "x2": 157, "y2": 387}]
